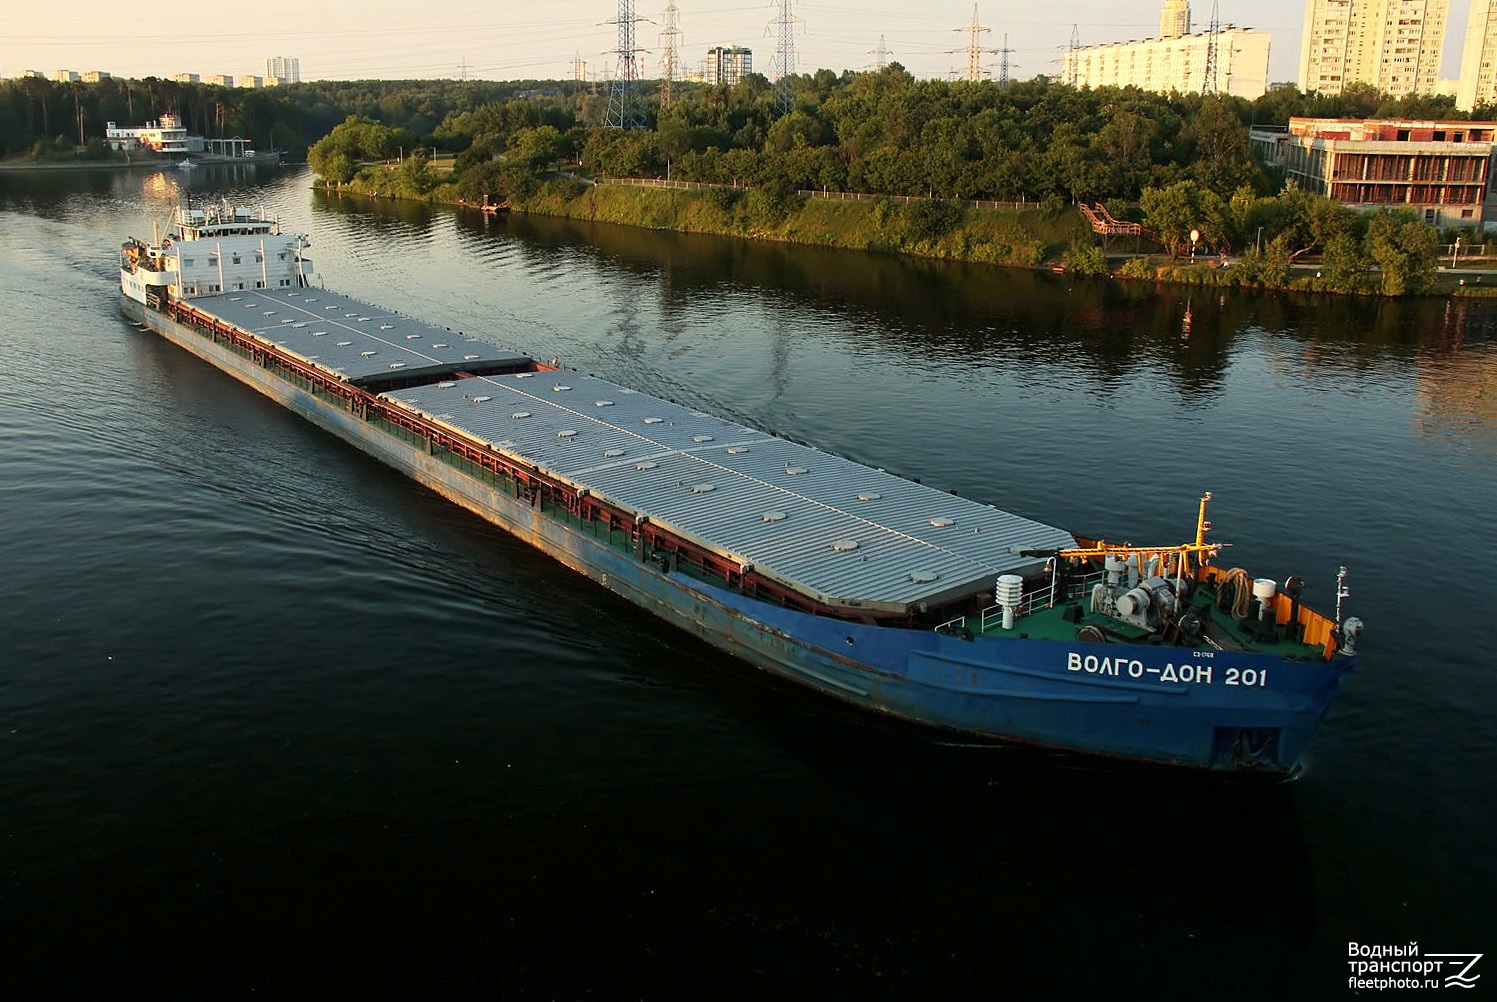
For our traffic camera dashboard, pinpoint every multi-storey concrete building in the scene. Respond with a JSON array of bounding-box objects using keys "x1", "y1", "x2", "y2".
[
  {"x1": 1459, "y1": 0, "x2": 1497, "y2": 109},
  {"x1": 1062, "y1": 28, "x2": 1271, "y2": 98},
  {"x1": 1251, "y1": 117, "x2": 1495, "y2": 228},
  {"x1": 1298, "y1": 0, "x2": 1448, "y2": 97},
  {"x1": 1160, "y1": 0, "x2": 1192, "y2": 38},
  {"x1": 266, "y1": 56, "x2": 301, "y2": 83},
  {"x1": 706, "y1": 46, "x2": 752, "y2": 86}
]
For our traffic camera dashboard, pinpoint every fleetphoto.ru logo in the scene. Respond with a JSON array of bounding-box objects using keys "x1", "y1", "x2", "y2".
[{"x1": 1348, "y1": 942, "x2": 1482, "y2": 990}]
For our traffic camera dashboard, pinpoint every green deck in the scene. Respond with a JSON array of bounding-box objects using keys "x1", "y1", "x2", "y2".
[{"x1": 953, "y1": 581, "x2": 1331, "y2": 659}]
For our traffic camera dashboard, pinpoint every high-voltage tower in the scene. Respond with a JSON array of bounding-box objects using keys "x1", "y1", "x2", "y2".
[
  {"x1": 605, "y1": 0, "x2": 647, "y2": 128},
  {"x1": 953, "y1": 5, "x2": 993, "y2": 83},
  {"x1": 1067, "y1": 24, "x2": 1080, "y2": 88},
  {"x1": 772, "y1": 0, "x2": 796, "y2": 115},
  {"x1": 659, "y1": 2, "x2": 682, "y2": 106},
  {"x1": 1201, "y1": 0, "x2": 1221, "y2": 94}
]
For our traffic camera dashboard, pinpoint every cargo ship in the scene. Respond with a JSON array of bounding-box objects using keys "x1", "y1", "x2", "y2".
[{"x1": 120, "y1": 203, "x2": 1361, "y2": 773}]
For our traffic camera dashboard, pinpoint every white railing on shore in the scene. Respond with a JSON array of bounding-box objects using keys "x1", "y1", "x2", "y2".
[
  {"x1": 596, "y1": 177, "x2": 742, "y2": 191},
  {"x1": 799, "y1": 190, "x2": 1039, "y2": 211},
  {"x1": 594, "y1": 176, "x2": 1039, "y2": 210}
]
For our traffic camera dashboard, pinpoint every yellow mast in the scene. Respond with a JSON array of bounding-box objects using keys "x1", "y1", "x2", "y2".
[{"x1": 1056, "y1": 492, "x2": 1221, "y2": 578}]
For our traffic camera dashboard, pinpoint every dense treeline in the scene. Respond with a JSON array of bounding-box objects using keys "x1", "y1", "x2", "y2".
[
  {"x1": 0, "y1": 76, "x2": 588, "y2": 158},
  {"x1": 297, "y1": 67, "x2": 1476, "y2": 293},
  {"x1": 297, "y1": 66, "x2": 1493, "y2": 208}
]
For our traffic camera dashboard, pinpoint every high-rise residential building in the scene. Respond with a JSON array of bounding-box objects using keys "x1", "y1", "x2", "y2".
[
  {"x1": 1298, "y1": 0, "x2": 1448, "y2": 97},
  {"x1": 1062, "y1": 28, "x2": 1271, "y2": 98},
  {"x1": 1160, "y1": 0, "x2": 1192, "y2": 39},
  {"x1": 1459, "y1": 0, "x2": 1497, "y2": 108},
  {"x1": 706, "y1": 46, "x2": 752, "y2": 86},
  {"x1": 266, "y1": 56, "x2": 301, "y2": 83}
]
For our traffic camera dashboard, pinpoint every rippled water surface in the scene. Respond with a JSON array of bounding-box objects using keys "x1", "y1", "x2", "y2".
[{"x1": 1, "y1": 165, "x2": 1493, "y2": 996}]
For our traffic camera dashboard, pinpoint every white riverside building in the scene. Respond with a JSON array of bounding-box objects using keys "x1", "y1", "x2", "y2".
[
  {"x1": 1062, "y1": 28, "x2": 1271, "y2": 99},
  {"x1": 105, "y1": 114, "x2": 190, "y2": 155}
]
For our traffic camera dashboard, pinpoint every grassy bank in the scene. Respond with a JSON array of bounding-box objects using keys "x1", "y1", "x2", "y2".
[
  {"x1": 331, "y1": 170, "x2": 1486, "y2": 298},
  {"x1": 520, "y1": 180, "x2": 1089, "y2": 266},
  {"x1": 334, "y1": 169, "x2": 1090, "y2": 268}
]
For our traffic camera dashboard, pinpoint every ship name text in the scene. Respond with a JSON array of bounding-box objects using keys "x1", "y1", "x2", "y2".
[{"x1": 1066, "y1": 653, "x2": 1267, "y2": 687}]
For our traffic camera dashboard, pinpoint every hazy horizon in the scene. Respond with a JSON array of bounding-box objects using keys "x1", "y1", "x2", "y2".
[{"x1": 11, "y1": 0, "x2": 1472, "y2": 92}]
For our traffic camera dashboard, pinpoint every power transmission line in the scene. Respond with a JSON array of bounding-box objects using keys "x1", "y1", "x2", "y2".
[
  {"x1": 659, "y1": 1, "x2": 681, "y2": 106},
  {"x1": 771, "y1": 0, "x2": 797, "y2": 115},
  {"x1": 1202, "y1": 0, "x2": 1221, "y2": 94},
  {"x1": 1067, "y1": 23, "x2": 1080, "y2": 88},
  {"x1": 604, "y1": 0, "x2": 648, "y2": 128},
  {"x1": 950, "y1": 5, "x2": 997, "y2": 83}
]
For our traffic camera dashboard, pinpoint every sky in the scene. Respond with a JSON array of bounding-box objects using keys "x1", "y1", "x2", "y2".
[{"x1": 0, "y1": 1, "x2": 1474, "y2": 88}]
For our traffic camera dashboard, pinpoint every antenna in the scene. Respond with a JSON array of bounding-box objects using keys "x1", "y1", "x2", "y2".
[
  {"x1": 1202, "y1": 0, "x2": 1220, "y2": 94},
  {"x1": 659, "y1": 1, "x2": 681, "y2": 106},
  {"x1": 604, "y1": 0, "x2": 648, "y2": 129},
  {"x1": 771, "y1": 0, "x2": 797, "y2": 115}
]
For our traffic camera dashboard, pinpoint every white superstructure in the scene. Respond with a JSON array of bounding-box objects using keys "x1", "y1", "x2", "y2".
[{"x1": 120, "y1": 203, "x2": 313, "y2": 306}]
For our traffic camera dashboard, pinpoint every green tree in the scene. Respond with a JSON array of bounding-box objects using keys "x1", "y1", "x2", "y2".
[
  {"x1": 1364, "y1": 211, "x2": 1439, "y2": 295},
  {"x1": 1321, "y1": 233, "x2": 1372, "y2": 293},
  {"x1": 1140, "y1": 181, "x2": 1224, "y2": 256},
  {"x1": 398, "y1": 147, "x2": 436, "y2": 195},
  {"x1": 1063, "y1": 239, "x2": 1109, "y2": 277}
]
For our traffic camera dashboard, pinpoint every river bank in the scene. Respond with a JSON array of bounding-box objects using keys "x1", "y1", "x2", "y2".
[
  {"x1": 319, "y1": 172, "x2": 1497, "y2": 298},
  {"x1": 0, "y1": 158, "x2": 165, "y2": 171}
]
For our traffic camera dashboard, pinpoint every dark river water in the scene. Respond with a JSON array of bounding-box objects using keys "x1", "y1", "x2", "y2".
[{"x1": 1, "y1": 164, "x2": 1493, "y2": 997}]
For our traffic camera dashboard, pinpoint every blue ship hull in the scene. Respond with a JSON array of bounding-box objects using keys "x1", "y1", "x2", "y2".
[{"x1": 124, "y1": 295, "x2": 1354, "y2": 774}]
